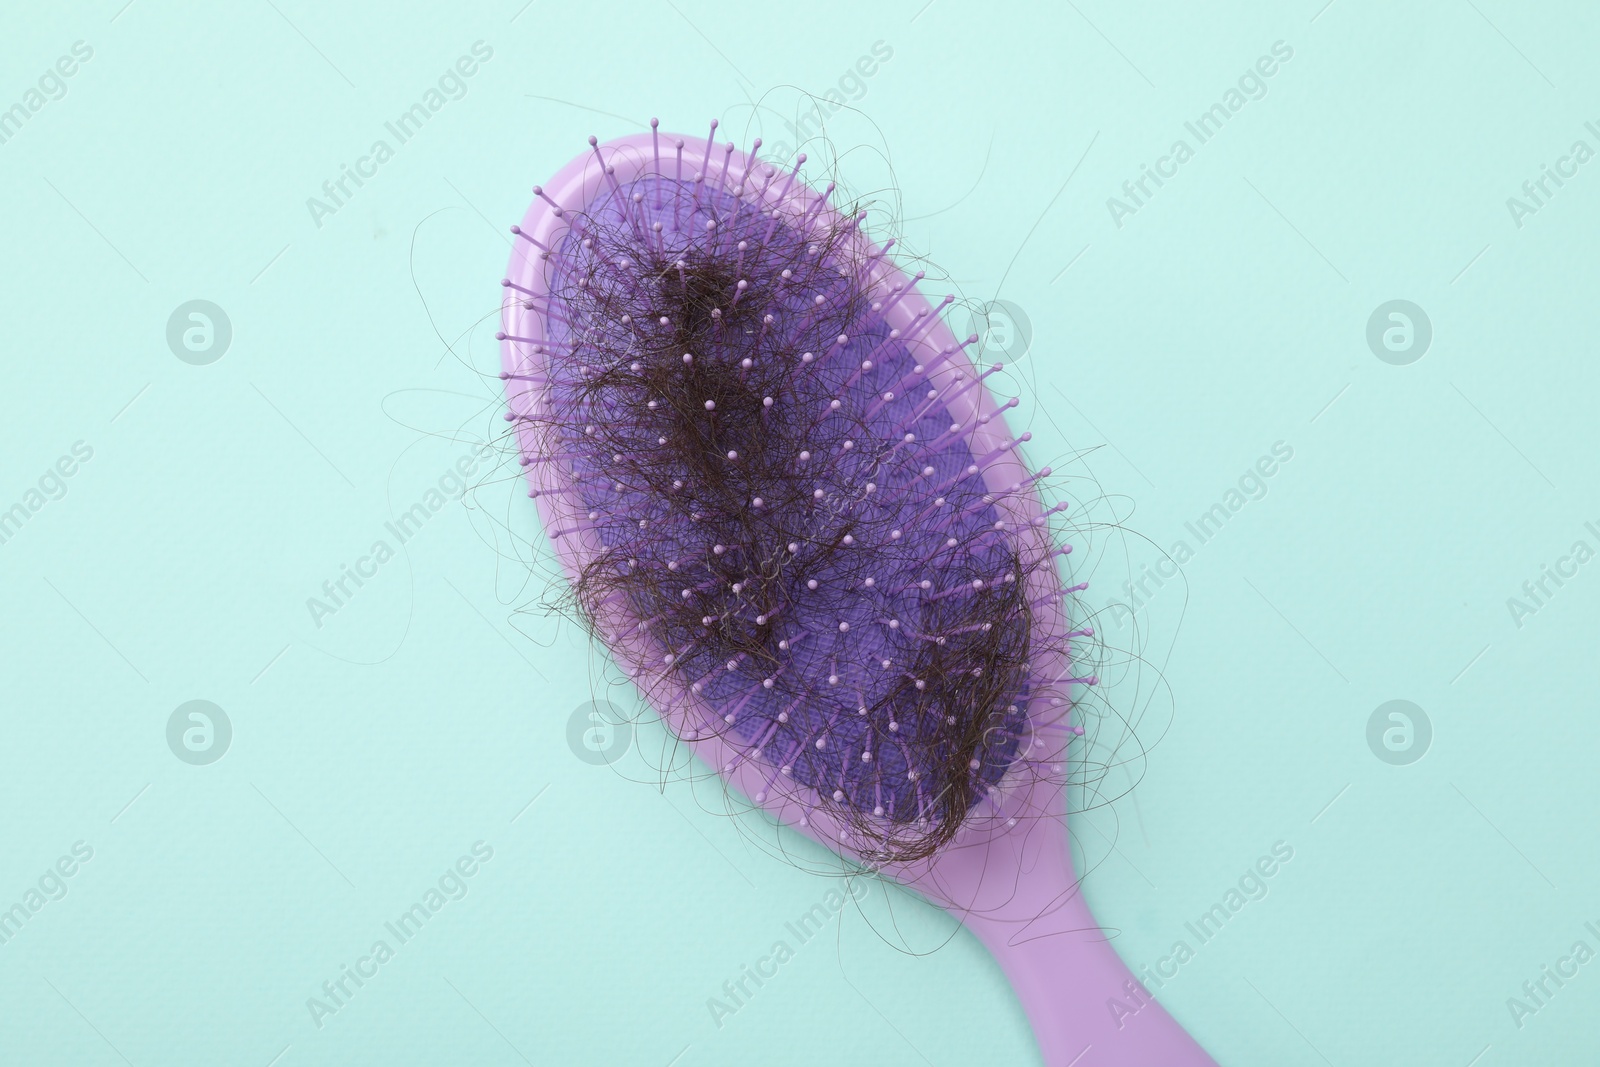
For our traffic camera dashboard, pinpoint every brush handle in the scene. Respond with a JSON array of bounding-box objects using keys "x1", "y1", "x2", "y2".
[{"x1": 931, "y1": 825, "x2": 1218, "y2": 1066}]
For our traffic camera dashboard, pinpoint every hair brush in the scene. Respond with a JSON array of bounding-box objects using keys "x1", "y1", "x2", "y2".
[{"x1": 498, "y1": 120, "x2": 1217, "y2": 1066}]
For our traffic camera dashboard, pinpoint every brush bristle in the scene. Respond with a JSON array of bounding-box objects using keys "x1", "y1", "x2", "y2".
[{"x1": 506, "y1": 125, "x2": 1084, "y2": 863}]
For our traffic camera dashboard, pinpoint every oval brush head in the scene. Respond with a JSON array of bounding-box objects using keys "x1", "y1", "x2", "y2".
[{"x1": 501, "y1": 122, "x2": 1216, "y2": 1066}]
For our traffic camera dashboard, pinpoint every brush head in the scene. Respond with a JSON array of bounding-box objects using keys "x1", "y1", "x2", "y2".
[{"x1": 503, "y1": 126, "x2": 1084, "y2": 868}]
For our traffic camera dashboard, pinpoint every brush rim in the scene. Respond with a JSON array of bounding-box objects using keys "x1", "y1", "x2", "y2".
[{"x1": 501, "y1": 130, "x2": 1078, "y2": 875}]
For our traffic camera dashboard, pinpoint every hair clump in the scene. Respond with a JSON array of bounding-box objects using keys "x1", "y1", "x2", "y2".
[{"x1": 512, "y1": 140, "x2": 1074, "y2": 864}]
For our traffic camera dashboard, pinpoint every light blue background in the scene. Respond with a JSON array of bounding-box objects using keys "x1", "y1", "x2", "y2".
[{"x1": 2, "y1": 1, "x2": 1596, "y2": 1064}]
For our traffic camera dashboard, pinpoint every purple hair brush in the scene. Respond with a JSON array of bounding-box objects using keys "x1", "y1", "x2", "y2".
[{"x1": 499, "y1": 122, "x2": 1217, "y2": 1066}]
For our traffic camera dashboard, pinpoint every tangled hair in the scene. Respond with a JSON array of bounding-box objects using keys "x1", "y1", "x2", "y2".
[{"x1": 503, "y1": 129, "x2": 1085, "y2": 864}]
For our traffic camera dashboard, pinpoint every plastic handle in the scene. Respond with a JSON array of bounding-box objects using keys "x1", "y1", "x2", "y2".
[{"x1": 920, "y1": 823, "x2": 1219, "y2": 1067}]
